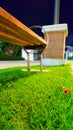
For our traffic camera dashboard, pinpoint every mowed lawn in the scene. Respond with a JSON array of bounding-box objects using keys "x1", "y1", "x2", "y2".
[{"x1": 0, "y1": 63, "x2": 73, "y2": 130}]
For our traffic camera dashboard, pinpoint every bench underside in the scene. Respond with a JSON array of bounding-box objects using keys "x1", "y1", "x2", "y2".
[
  {"x1": 0, "y1": 7, "x2": 47, "y2": 49},
  {"x1": 0, "y1": 7, "x2": 47, "y2": 71}
]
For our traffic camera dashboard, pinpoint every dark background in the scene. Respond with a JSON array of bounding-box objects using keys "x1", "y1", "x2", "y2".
[{"x1": 1, "y1": 0, "x2": 73, "y2": 46}]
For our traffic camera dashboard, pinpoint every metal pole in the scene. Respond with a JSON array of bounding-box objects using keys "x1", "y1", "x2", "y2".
[
  {"x1": 54, "y1": 0, "x2": 60, "y2": 24},
  {"x1": 27, "y1": 51, "x2": 30, "y2": 71},
  {"x1": 40, "y1": 53, "x2": 43, "y2": 72}
]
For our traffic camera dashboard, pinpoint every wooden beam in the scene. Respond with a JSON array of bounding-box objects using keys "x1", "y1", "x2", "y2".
[
  {"x1": 0, "y1": 20, "x2": 41, "y2": 46},
  {"x1": 0, "y1": 24, "x2": 33, "y2": 46},
  {"x1": 0, "y1": 7, "x2": 47, "y2": 72},
  {"x1": 0, "y1": 32, "x2": 25, "y2": 46},
  {"x1": 0, "y1": 7, "x2": 47, "y2": 47}
]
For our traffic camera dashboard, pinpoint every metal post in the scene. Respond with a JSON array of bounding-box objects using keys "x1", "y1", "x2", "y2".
[
  {"x1": 40, "y1": 53, "x2": 43, "y2": 72},
  {"x1": 54, "y1": 0, "x2": 60, "y2": 24},
  {"x1": 27, "y1": 51, "x2": 30, "y2": 71}
]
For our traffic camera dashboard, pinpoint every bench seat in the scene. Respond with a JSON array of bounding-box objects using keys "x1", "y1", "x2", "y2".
[{"x1": 0, "y1": 7, "x2": 47, "y2": 49}]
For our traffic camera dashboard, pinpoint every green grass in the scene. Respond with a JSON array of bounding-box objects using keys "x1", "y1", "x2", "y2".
[
  {"x1": 0, "y1": 64, "x2": 73, "y2": 130},
  {"x1": 68, "y1": 56, "x2": 73, "y2": 60}
]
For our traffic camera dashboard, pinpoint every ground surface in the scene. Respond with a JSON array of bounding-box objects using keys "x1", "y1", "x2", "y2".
[
  {"x1": 0, "y1": 60, "x2": 39, "y2": 69},
  {"x1": 0, "y1": 63, "x2": 73, "y2": 130},
  {"x1": 71, "y1": 63, "x2": 73, "y2": 75}
]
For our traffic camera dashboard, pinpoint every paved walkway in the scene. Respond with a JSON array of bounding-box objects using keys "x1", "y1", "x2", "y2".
[
  {"x1": 0, "y1": 60, "x2": 73, "y2": 70},
  {"x1": 0, "y1": 60, "x2": 40, "y2": 69}
]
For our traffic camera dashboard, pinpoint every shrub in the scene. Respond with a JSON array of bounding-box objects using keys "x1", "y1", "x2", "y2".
[{"x1": 0, "y1": 52, "x2": 24, "y2": 61}]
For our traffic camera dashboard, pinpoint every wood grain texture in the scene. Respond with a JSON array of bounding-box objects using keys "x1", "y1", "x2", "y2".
[{"x1": 0, "y1": 7, "x2": 46, "y2": 48}]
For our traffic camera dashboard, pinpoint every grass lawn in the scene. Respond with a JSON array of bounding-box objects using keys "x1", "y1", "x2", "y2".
[{"x1": 0, "y1": 63, "x2": 73, "y2": 130}]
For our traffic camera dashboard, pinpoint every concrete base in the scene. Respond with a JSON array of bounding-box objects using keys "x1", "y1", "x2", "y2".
[{"x1": 42, "y1": 58, "x2": 65, "y2": 66}]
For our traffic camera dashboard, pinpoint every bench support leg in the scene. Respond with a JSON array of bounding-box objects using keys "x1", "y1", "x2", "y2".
[
  {"x1": 27, "y1": 52, "x2": 30, "y2": 71},
  {"x1": 40, "y1": 53, "x2": 43, "y2": 72},
  {"x1": 24, "y1": 49, "x2": 30, "y2": 71}
]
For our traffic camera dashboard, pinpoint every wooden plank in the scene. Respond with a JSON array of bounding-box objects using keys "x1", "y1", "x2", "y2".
[
  {"x1": 0, "y1": 19, "x2": 41, "y2": 45},
  {"x1": 0, "y1": 23, "x2": 33, "y2": 46},
  {"x1": 0, "y1": 7, "x2": 47, "y2": 47},
  {"x1": 0, "y1": 32, "x2": 26, "y2": 46}
]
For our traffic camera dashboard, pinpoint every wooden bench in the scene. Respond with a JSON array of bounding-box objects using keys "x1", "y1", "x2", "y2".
[{"x1": 0, "y1": 7, "x2": 47, "y2": 71}]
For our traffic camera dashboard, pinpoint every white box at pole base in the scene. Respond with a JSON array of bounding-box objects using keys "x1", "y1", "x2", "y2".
[
  {"x1": 42, "y1": 24, "x2": 68, "y2": 66},
  {"x1": 42, "y1": 58, "x2": 65, "y2": 66}
]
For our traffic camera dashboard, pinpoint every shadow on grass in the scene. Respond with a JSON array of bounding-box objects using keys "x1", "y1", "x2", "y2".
[
  {"x1": 0, "y1": 67, "x2": 37, "y2": 90},
  {"x1": 0, "y1": 63, "x2": 71, "y2": 84}
]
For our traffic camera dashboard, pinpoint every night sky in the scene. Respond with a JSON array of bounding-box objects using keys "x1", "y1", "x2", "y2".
[{"x1": 0, "y1": 0, "x2": 73, "y2": 46}]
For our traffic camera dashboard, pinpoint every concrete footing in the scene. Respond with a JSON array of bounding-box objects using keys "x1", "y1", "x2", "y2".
[{"x1": 42, "y1": 58, "x2": 65, "y2": 66}]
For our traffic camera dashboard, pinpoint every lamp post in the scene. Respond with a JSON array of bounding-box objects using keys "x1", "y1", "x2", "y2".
[{"x1": 54, "y1": 0, "x2": 60, "y2": 24}]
